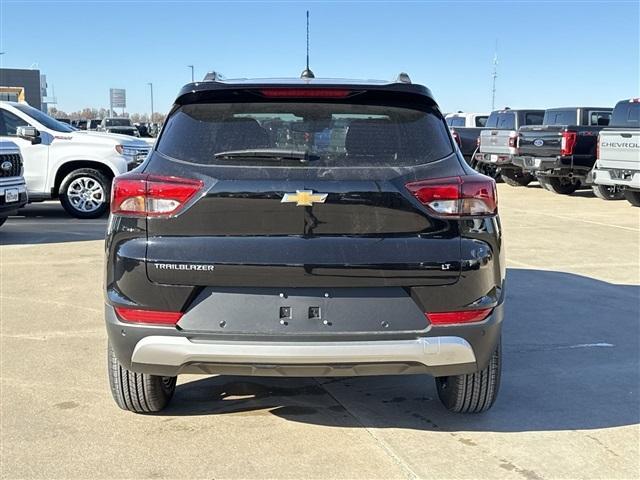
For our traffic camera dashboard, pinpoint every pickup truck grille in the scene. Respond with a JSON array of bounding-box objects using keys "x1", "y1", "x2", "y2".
[
  {"x1": 127, "y1": 147, "x2": 150, "y2": 171},
  {"x1": 0, "y1": 153, "x2": 22, "y2": 178}
]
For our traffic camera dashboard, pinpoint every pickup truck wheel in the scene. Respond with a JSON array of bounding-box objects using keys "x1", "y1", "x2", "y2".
[
  {"x1": 592, "y1": 185, "x2": 624, "y2": 201},
  {"x1": 623, "y1": 190, "x2": 640, "y2": 207},
  {"x1": 436, "y1": 339, "x2": 501, "y2": 413},
  {"x1": 538, "y1": 176, "x2": 580, "y2": 195},
  {"x1": 500, "y1": 169, "x2": 534, "y2": 187},
  {"x1": 59, "y1": 168, "x2": 111, "y2": 219},
  {"x1": 108, "y1": 343, "x2": 176, "y2": 413}
]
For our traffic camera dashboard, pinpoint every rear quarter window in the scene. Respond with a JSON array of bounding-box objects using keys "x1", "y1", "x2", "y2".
[
  {"x1": 156, "y1": 100, "x2": 454, "y2": 167},
  {"x1": 589, "y1": 111, "x2": 611, "y2": 126}
]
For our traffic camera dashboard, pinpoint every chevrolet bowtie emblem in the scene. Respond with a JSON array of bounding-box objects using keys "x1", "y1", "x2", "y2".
[{"x1": 281, "y1": 190, "x2": 328, "y2": 207}]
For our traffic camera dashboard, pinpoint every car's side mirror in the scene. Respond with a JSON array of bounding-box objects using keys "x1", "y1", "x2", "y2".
[{"x1": 17, "y1": 125, "x2": 42, "y2": 145}]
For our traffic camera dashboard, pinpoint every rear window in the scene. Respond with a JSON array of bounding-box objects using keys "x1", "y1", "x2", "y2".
[
  {"x1": 157, "y1": 101, "x2": 453, "y2": 167},
  {"x1": 105, "y1": 118, "x2": 131, "y2": 127},
  {"x1": 543, "y1": 110, "x2": 577, "y2": 125},
  {"x1": 523, "y1": 112, "x2": 544, "y2": 125},
  {"x1": 475, "y1": 116, "x2": 488, "y2": 127},
  {"x1": 446, "y1": 116, "x2": 466, "y2": 127},
  {"x1": 485, "y1": 112, "x2": 515, "y2": 130},
  {"x1": 610, "y1": 101, "x2": 640, "y2": 128}
]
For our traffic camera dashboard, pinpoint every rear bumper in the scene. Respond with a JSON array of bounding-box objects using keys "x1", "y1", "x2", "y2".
[
  {"x1": 474, "y1": 152, "x2": 514, "y2": 166},
  {"x1": 106, "y1": 301, "x2": 504, "y2": 378},
  {"x1": 130, "y1": 335, "x2": 476, "y2": 377},
  {"x1": 515, "y1": 155, "x2": 593, "y2": 176},
  {"x1": 592, "y1": 167, "x2": 640, "y2": 189}
]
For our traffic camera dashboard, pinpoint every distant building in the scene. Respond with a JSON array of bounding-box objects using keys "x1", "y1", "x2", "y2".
[{"x1": 0, "y1": 68, "x2": 44, "y2": 110}]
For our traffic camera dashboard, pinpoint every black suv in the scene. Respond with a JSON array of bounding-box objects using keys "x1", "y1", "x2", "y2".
[{"x1": 105, "y1": 77, "x2": 505, "y2": 414}]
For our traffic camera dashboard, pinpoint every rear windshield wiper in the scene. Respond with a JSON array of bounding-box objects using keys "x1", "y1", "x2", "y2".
[{"x1": 214, "y1": 149, "x2": 320, "y2": 163}]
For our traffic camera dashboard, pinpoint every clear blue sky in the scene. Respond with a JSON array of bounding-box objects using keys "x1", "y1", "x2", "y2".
[{"x1": 1, "y1": 1, "x2": 638, "y2": 115}]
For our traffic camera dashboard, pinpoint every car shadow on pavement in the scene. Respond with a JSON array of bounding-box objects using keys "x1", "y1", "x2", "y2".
[
  {"x1": 163, "y1": 268, "x2": 640, "y2": 433},
  {"x1": 0, "y1": 203, "x2": 108, "y2": 246}
]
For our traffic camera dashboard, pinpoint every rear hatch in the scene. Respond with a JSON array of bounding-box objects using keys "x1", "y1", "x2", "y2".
[
  {"x1": 142, "y1": 87, "x2": 464, "y2": 288},
  {"x1": 479, "y1": 129, "x2": 515, "y2": 155},
  {"x1": 517, "y1": 125, "x2": 565, "y2": 157},
  {"x1": 598, "y1": 129, "x2": 640, "y2": 170}
]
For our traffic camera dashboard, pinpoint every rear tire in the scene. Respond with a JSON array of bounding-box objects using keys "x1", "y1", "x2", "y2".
[
  {"x1": 592, "y1": 184, "x2": 624, "y2": 201},
  {"x1": 500, "y1": 169, "x2": 534, "y2": 187},
  {"x1": 538, "y1": 176, "x2": 580, "y2": 195},
  {"x1": 108, "y1": 343, "x2": 176, "y2": 413},
  {"x1": 624, "y1": 189, "x2": 640, "y2": 207},
  {"x1": 59, "y1": 168, "x2": 111, "y2": 219},
  {"x1": 436, "y1": 340, "x2": 501, "y2": 413}
]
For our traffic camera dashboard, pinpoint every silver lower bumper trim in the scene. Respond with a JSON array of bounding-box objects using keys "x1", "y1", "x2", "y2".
[{"x1": 131, "y1": 336, "x2": 476, "y2": 370}]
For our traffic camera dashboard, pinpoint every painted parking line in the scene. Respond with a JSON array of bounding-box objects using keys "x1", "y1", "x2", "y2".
[{"x1": 509, "y1": 209, "x2": 639, "y2": 232}]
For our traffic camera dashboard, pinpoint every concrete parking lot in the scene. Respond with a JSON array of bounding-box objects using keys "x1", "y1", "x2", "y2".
[{"x1": 1, "y1": 184, "x2": 638, "y2": 479}]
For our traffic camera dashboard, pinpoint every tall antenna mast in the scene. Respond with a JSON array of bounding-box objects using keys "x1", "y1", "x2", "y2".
[
  {"x1": 301, "y1": 10, "x2": 315, "y2": 78},
  {"x1": 491, "y1": 40, "x2": 498, "y2": 110}
]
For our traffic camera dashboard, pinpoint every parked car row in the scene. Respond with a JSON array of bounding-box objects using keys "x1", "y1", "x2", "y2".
[
  {"x1": 70, "y1": 118, "x2": 161, "y2": 138},
  {"x1": 449, "y1": 99, "x2": 639, "y2": 206},
  {"x1": 0, "y1": 101, "x2": 150, "y2": 218}
]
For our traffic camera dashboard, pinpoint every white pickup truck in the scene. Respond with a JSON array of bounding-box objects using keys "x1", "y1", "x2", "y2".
[
  {"x1": 592, "y1": 99, "x2": 640, "y2": 206},
  {"x1": 0, "y1": 101, "x2": 150, "y2": 218}
]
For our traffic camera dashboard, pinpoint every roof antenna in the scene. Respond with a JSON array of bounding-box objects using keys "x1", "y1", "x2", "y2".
[{"x1": 300, "y1": 10, "x2": 315, "y2": 79}]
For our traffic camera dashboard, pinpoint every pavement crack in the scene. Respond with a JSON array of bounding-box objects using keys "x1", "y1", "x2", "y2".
[
  {"x1": 583, "y1": 433, "x2": 621, "y2": 458},
  {"x1": 314, "y1": 378, "x2": 419, "y2": 480}
]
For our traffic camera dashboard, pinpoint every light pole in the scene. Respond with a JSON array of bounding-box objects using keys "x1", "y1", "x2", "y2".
[
  {"x1": 187, "y1": 65, "x2": 194, "y2": 82},
  {"x1": 147, "y1": 82, "x2": 154, "y2": 123}
]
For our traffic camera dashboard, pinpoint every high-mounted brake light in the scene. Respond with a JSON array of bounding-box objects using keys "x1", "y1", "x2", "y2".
[
  {"x1": 114, "y1": 307, "x2": 183, "y2": 325},
  {"x1": 405, "y1": 176, "x2": 497, "y2": 217},
  {"x1": 560, "y1": 131, "x2": 578, "y2": 156},
  {"x1": 630, "y1": 98, "x2": 640, "y2": 103},
  {"x1": 259, "y1": 88, "x2": 351, "y2": 98},
  {"x1": 111, "y1": 174, "x2": 203, "y2": 217},
  {"x1": 426, "y1": 308, "x2": 492, "y2": 325}
]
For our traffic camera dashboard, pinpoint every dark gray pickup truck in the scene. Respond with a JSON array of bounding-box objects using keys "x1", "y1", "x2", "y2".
[{"x1": 514, "y1": 107, "x2": 613, "y2": 195}]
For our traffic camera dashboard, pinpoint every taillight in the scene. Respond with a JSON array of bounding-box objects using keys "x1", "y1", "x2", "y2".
[
  {"x1": 405, "y1": 176, "x2": 497, "y2": 217},
  {"x1": 476, "y1": 136, "x2": 481, "y2": 148},
  {"x1": 426, "y1": 308, "x2": 492, "y2": 325},
  {"x1": 596, "y1": 135, "x2": 600, "y2": 160},
  {"x1": 451, "y1": 130, "x2": 461, "y2": 147},
  {"x1": 114, "y1": 307, "x2": 183, "y2": 325},
  {"x1": 560, "y1": 131, "x2": 577, "y2": 156},
  {"x1": 508, "y1": 133, "x2": 517, "y2": 149},
  {"x1": 259, "y1": 88, "x2": 351, "y2": 98},
  {"x1": 111, "y1": 174, "x2": 203, "y2": 217}
]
